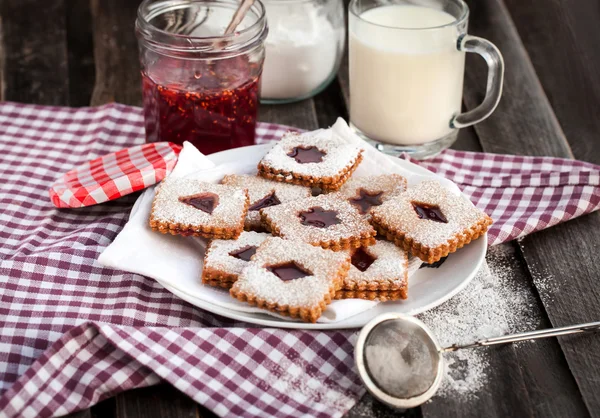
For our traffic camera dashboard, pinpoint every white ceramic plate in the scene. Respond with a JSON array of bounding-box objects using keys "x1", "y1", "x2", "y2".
[{"x1": 157, "y1": 144, "x2": 487, "y2": 330}]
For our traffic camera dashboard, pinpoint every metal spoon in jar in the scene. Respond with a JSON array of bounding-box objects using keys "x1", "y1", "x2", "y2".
[{"x1": 355, "y1": 313, "x2": 600, "y2": 409}]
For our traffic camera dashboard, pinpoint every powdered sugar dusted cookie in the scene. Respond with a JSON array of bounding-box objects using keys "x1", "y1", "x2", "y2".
[
  {"x1": 333, "y1": 174, "x2": 407, "y2": 217},
  {"x1": 257, "y1": 129, "x2": 363, "y2": 191},
  {"x1": 229, "y1": 237, "x2": 351, "y2": 323},
  {"x1": 261, "y1": 194, "x2": 376, "y2": 251},
  {"x1": 202, "y1": 231, "x2": 269, "y2": 288},
  {"x1": 371, "y1": 180, "x2": 493, "y2": 263},
  {"x1": 221, "y1": 174, "x2": 311, "y2": 231},
  {"x1": 149, "y1": 178, "x2": 249, "y2": 239}
]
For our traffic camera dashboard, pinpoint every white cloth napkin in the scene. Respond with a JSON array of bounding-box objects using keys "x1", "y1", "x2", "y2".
[{"x1": 99, "y1": 119, "x2": 444, "y2": 323}]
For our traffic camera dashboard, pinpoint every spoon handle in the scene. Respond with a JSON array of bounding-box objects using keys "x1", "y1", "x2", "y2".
[
  {"x1": 224, "y1": 0, "x2": 256, "y2": 35},
  {"x1": 442, "y1": 321, "x2": 600, "y2": 352}
]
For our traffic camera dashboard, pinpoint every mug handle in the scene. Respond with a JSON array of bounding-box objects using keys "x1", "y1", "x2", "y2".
[{"x1": 451, "y1": 35, "x2": 505, "y2": 129}]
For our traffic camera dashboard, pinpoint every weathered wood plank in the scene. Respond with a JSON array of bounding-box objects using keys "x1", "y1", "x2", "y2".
[
  {"x1": 259, "y1": 101, "x2": 319, "y2": 130},
  {"x1": 90, "y1": 0, "x2": 142, "y2": 106},
  {"x1": 0, "y1": 0, "x2": 68, "y2": 104},
  {"x1": 66, "y1": 0, "x2": 95, "y2": 107},
  {"x1": 116, "y1": 384, "x2": 205, "y2": 418},
  {"x1": 504, "y1": 0, "x2": 600, "y2": 165},
  {"x1": 463, "y1": 0, "x2": 597, "y2": 415}
]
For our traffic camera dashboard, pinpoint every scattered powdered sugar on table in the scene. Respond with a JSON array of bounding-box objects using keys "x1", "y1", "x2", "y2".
[{"x1": 416, "y1": 243, "x2": 543, "y2": 400}]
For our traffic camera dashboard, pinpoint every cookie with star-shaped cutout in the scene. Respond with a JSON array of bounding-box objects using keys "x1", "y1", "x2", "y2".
[
  {"x1": 332, "y1": 174, "x2": 407, "y2": 218},
  {"x1": 260, "y1": 194, "x2": 376, "y2": 251},
  {"x1": 220, "y1": 174, "x2": 311, "y2": 231},
  {"x1": 257, "y1": 129, "x2": 363, "y2": 191}
]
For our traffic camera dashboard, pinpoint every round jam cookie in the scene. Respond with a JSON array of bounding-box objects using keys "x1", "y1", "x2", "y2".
[
  {"x1": 202, "y1": 231, "x2": 270, "y2": 289},
  {"x1": 257, "y1": 129, "x2": 363, "y2": 191},
  {"x1": 221, "y1": 174, "x2": 311, "y2": 231},
  {"x1": 332, "y1": 174, "x2": 407, "y2": 217},
  {"x1": 260, "y1": 194, "x2": 376, "y2": 251},
  {"x1": 149, "y1": 178, "x2": 249, "y2": 240},
  {"x1": 229, "y1": 237, "x2": 351, "y2": 323},
  {"x1": 370, "y1": 180, "x2": 493, "y2": 263}
]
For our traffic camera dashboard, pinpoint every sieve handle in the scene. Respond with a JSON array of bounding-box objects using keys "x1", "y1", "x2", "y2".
[{"x1": 442, "y1": 321, "x2": 600, "y2": 352}]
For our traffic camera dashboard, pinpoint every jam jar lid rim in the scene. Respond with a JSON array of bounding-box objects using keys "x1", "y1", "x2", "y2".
[{"x1": 136, "y1": 0, "x2": 268, "y2": 47}]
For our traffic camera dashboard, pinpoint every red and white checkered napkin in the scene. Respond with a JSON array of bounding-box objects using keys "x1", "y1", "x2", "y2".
[
  {"x1": 1, "y1": 102, "x2": 599, "y2": 418},
  {"x1": 49, "y1": 142, "x2": 181, "y2": 208}
]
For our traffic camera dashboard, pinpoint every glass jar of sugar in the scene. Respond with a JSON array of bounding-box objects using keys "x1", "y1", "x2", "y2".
[{"x1": 260, "y1": 0, "x2": 345, "y2": 103}]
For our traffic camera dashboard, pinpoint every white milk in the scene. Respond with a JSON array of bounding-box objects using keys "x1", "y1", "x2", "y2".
[{"x1": 349, "y1": 5, "x2": 465, "y2": 145}]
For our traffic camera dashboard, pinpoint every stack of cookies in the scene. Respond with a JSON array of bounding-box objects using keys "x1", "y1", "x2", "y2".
[{"x1": 149, "y1": 129, "x2": 492, "y2": 322}]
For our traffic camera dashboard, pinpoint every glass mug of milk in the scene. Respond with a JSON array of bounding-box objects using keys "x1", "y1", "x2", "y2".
[{"x1": 349, "y1": 0, "x2": 504, "y2": 158}]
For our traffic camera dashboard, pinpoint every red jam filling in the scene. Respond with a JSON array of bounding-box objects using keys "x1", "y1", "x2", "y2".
[
  {"x1": 267, "y1": 261, "x2": 311, "y2": 281},
  {"x1": 141, "y1": 56, "x2": 260, "y2": 155},
  {"x1": 412, "y1": 202, "x2": 448, "y2": 223},
  {"x1": 287, "y1": 146, "x2": 326, "y2": 163},
  {"x1": 349, "y1": 189, "x2": 384, "y2": 214},
  {"x1": 179, "y1": 193, "x2": 219, "y2": 214},
  {"x1": 298, "y1": 207, "x2": 340, "y2": 228},
  {"x1": 249, "y1": 192, "x2": 281, "y2": 211},
  {"x1": 229, "y1": 245, "x2": 258, "y2": 262},
  {"x1": 351, "y1": 247, "x2": 376, "y2": 272}
]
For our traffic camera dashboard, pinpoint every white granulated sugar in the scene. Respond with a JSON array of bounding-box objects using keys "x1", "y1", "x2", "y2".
[
  {"x1": 232, "y1": 237, "x2": 349, "y2": 308},
  {"x1": 344, "y1": 240, "x2": 408, "y2": 290},
  {"x1": 371, "y1": 180, "x2": 490, "y2": 248},
  {"x1": 259, "y1": 130, "x2": 362, "y2": 178},
  {"x1": 261, "y1": 194, "x2": 375, "y2": 244},
  {"x1": 204, "y1": 231, "x2": 269, "y2": 275},
  {"x1": 152, "y1": 179, "x2": 247, "y2": 227},
  {"x1": 417, "y1": 243, "x2": 540, "y2": 400},
  {"x1": 260, "y1": 1, "x2": 340, "y2": 99}
]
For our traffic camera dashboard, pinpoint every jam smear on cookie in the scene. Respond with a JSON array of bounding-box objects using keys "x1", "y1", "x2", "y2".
[
  {"x1": 267, "y1": 261, "x2": 311, "y2": 281},
  {"x1": 351, "y1": 247, "x2": 376, "y2": 272},
  {"x1": 299, "y1": 207, "x2": 341, "y2": 228},
  {"x1": 350, "y1": 189, "x2": 384, "y2": 214},
  {"x1": 287, "y1": 146, "x2": 326, "y2": 164},
  {"x1": 229, "y1": 245, "x2": 258, "y2": 262},
  {"x1": 412, "y1": 202, "x2": 448, "y2": 223},
  {"x1": 179, "y1": 193, "x2": 219, "y2": 214},
  {"x1": 249, "y1": 192, "x2": 281, "y2": 211}
]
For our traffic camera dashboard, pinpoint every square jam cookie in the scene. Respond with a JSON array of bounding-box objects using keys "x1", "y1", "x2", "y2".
[
  {"x1": 257, "y1": 130, "x2": 363, "y2": 191},
  {"x1": 202, "y1": 231, "x2": 269, "y2": 288},
  {"x1": 230, "y1": 237, "x2": 351, "y2": 323},
  {"x1": 371, "y1": 180, "x2": 493, "y2": 263},
  {"x1": 221, "y1": 174, "x2": 311, "y2": 231},
  {"x1": 333, "y1": 174, "x2": 407, "y2": 217},
  {"x1": 149, "y1": 178, "x2": 249, "y2": 239},
  {"x1": 260, "y1": 194, "x2": 376, "y2": 251}
]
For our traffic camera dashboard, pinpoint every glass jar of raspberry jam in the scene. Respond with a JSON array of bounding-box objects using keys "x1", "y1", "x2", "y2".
[{"x1": 136, "y1": 0, "x2": 268, "y2": 154}]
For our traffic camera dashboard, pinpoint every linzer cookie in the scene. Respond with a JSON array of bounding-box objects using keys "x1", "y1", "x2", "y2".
[
  {"x1": 371, "y1": 180, "x2": 493, "y2": 263},
  {"x1": 333, "y1": 174, "x2": 407, "y2": 217},
  {"x1": 230, "y1": 237, "x2": 351, "y2": 323},
  {"x1": 260, "y1": 194, "x2": 376, "y2": 251},
  {"x1": 221, "y1": 174, "x2": 311, "y2": 231},
  {"x1": 257, "y1": 129, "x2": 363, "y2": 191},
  {"x1": 202, "y1": 231, "x2": 269, "y2": 288},
  {"x1": 149, "y1": 178, "x2": 249, "y2": 239}
]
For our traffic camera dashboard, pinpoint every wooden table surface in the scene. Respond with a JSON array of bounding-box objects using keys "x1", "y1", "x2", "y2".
[{"x1": 1, "y1": 0, "x2": 599, "y2": 417}]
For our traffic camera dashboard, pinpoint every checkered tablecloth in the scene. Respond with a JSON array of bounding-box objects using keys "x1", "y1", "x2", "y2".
[{"x1": 0, "y1": 102, "x2": 599, "y2": 418}]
